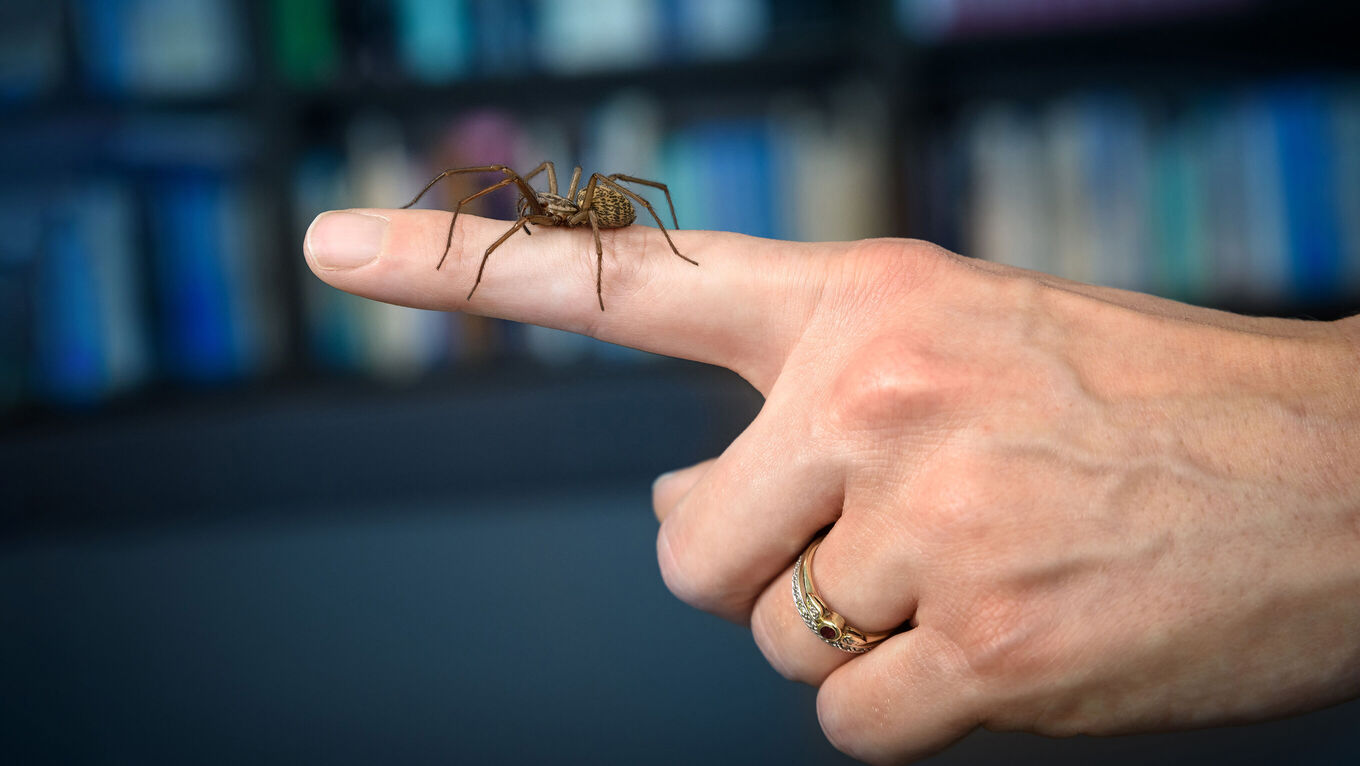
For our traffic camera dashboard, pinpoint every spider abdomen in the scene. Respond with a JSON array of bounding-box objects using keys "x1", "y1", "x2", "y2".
[{"x1": 579, "y1": 186, "x2": 636, "y2": 228}]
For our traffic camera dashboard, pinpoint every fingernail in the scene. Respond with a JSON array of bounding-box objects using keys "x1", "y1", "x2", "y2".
[{"x1": 306, "y1": 211, "x2": 388, "y2": 270}]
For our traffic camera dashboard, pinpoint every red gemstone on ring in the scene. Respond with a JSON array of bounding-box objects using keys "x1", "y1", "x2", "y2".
[{"x1": 819, "y1": 626, "x2": 838, "y2": 640}]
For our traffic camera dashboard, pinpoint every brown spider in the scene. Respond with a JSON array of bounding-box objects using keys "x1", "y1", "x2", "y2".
[{"x1": 399, "y1": 162, "x2": 698, "y2": 311}]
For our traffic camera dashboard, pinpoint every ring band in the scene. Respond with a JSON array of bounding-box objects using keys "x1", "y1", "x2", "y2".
[{"x1": 792, "y1": 535, "x2": 896, "y2": 653}]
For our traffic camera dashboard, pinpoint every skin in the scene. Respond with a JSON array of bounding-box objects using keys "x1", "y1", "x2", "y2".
[{"x1": 305, "y1": 209, "x2": 1360, "y2": 764}]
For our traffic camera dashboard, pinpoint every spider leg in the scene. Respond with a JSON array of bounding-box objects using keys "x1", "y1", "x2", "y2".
[
  {"x1": 401, "y1": 165, "x2": 544, "y2": 216},
  {"x1": 608, "y1": 174, "x2": 679, "y2": 229},
  {"x1": 571, "y1": 174, "x2": 597, "y2": 222},
  {"x1": 566, "y1": 166, "x2": 584, "y2": 200},
  {"x1": 596, "y1": 175, "x2": 698, "y2": 265},
  {"x1": 436, "y1": 176, "x2": 518, "y2": 270},
  {"x1": 521, "y1": 161, "x2": 556, "y2": 195},
  {"x1": 588, "y1": 209, "x2": 605, "y2": 311},
  {"x1": 468, "y1": 215, "x2": 530, "y2": 301},
  {"x1": 519, "y1": 208, "x2": 562, "y2": 236}
]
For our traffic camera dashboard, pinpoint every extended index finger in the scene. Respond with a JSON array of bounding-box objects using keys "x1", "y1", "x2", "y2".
[{"x1": 304, "y1": 208, "x2": 826, "y2": 391}]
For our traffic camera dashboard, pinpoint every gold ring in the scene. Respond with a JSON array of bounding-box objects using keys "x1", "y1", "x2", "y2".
[{"x1": 792, "y1": 535, "x2": 896, "y2": 653}]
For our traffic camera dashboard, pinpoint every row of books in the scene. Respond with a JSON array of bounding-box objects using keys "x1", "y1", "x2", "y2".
[
  {"x1": 273, "y1": 0, "x2": 774, "y2": 86},
  {"x1": 896, "y1": 0, "x2": 1255, "y2": 40},
  {"x1": 954, "y1": 80, "x2": 1360, "y2": 303},
  {"x1": 4, "y1": 1, "x2": 1275, "y2": 101},
  {"x1": 0, "y1": 159, "x2": 289, "y2": 411},
  {"x1": 8, "y1": 79, "x2": 1356, "y2": 410},
  {"x1": 1, "y1": 87, "x2": 890, "y2": 408},
  {"x1": 0, "y1": 0, "x2": 774, "y2": 100}
]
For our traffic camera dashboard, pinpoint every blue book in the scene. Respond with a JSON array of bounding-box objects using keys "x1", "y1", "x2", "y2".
[
  {"x1": 1334, "y1": 88, "x2": 1360, "y2": 294},
  {"x1": 75, "y1": 0, "x2": 129, "y2": 93},
  {"x1": 535, "y1": 0, "x2": 660, "y2": 72},
  {"x1": 694, "y1": 120, "x2": 774, "y2": 239},
  {"x1": 28, "y1": 183, "x2": 151, "y2": 406},
  {"x1": 1239, "y1": 93, "x2": 1290, "y2": 302},
  {"x1": 1271, "y1": 83, "x2": 1345, "y2": 302},
  {"x1": 1081, "y1": 95, "x2": 1151, "y2": 293},
  {"x1": 676, "y1": 0, "x2": 767, "y2": 60},
  {"x1": 83, "y1": 182, "x2": 152, "y2": 395},
  {"x1": 660, "y1": 130, "x2": 706, "y2": 232},
  {"x1": 149, "y1": 170, "x2": 243, "y2": 382},
  {"x1": 1198, "y1": 96, "x2": 1247, "y2": 302},
  {"x1": 1181, "y1": 104, "x2": 1213, "y2": 300},
  {"x1": 1148, "y1": 108, "x2": 1207, "y2": 301},
  {"x1": 470, "y1": 0, "x2": 535, "y2": 74},
  {"x1": 34, "y1": 210, "x2": 105, "y2": 404},
  {"x1": 123, "y1": 0, "x2": 245, "y2": 95},
  {"x1": 394, "y1": 0, "x2": 472, "y2": 83}
]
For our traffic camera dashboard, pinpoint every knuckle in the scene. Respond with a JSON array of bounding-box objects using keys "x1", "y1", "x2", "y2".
[
  {"x1": 906, "y1": 455, "x2": 1004, "y2": 550},
  {"x1": 955, "y1": 600, "x2": 1027, "y2": 681},
  {"x1": 827, "y1": 237, "x2": 952, "y2": 312},
  {"x1": 952, "y1": 594, "x2": 1058, "y2": 694},
  {"x1": 446, "y1": 210, "x2": 473, "y2": 270},
  {"x1": 912, "y1": 494, "x2": 978, "y2": 553},
  {"x1": 749, "y1": 602, "x2": 799, "y2": 682},
  {"x1": 655, "y1": 523, "x2": 735, "y2": 615},
  {"x1": 818, "y1": 632, "x2": 982, "y2": 765},
  {"x1": 597, "y1": 224, "x2": 655, "y2": 303},
  {"x1": 816, "y1": 680, "x2": 877, "y2": 763},
  {"x1": 825, "y1": 336, "x2": 953, "y2": 434},
  {"x1": 815, "y1": 685, "x2": 852, "y2": 756}
]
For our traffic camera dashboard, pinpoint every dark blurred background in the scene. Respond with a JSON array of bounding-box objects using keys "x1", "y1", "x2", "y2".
[{"x1": 2, "y1": 0, "x2": 1359, "y2": 763}]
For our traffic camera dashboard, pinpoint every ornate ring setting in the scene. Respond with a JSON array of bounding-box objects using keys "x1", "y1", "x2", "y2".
[{"x1": 792, "y1": 535, "x2": 897, "y2": 653}]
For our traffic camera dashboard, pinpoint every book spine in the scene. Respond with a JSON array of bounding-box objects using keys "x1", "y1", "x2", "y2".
[
  {"x1": 34, "y1": 209, "x2": 106, "y2": 403},
  {"x1": 1333, "y1": 88, "x2": 1360, "y2": 294},
  {"x1": 272, "y1": 0, "x2": 342, "y2": 87},
  {"x1": 1273, "y1": 85, "x2": 1344, "y2": 302},
  {"x1": 149, "y1": 170, "x2": 242, "y2": 382},
  {"x1": 1240, "y1": 93, "x2": 1290, "y2": 303},
  {"x1": 394, "y1": 0, "x2": 472, "y2": 83}
]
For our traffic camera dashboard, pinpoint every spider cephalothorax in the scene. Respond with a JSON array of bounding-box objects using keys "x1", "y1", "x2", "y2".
[
  {"x1": 520, "y1": 186, "x2": 636, "y2": 229},
  {"x1": 400, "y1": 162, "x2": 694, "y2": 311}
]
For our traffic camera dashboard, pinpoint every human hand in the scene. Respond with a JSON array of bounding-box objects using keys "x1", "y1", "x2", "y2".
[{"x1": 305, "y1": 209, "x2": 1360, "y2": 764}]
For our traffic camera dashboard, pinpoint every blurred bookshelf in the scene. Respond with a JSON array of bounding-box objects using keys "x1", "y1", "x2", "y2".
[
  {"x1": 1, "y1": 0, "x2": 1358, "y2": 521},
  {"x1": 901, "y1": 0, "x2": 1360, "y2": 322}
]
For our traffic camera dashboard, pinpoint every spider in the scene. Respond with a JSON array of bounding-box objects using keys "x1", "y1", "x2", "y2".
[{"x1": 399, "y1": 162, "x2": 697, "y2": 311}]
